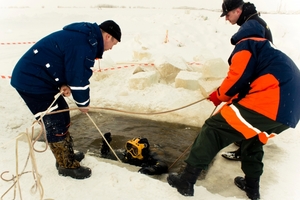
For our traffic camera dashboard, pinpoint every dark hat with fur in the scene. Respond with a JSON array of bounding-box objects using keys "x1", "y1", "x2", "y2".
[
  {"x1": 220, "y1": 0, "x2": 244, "y2": 17},
  {"x1": 99, "y1": 20, "x2": 121, "y2": 42}
]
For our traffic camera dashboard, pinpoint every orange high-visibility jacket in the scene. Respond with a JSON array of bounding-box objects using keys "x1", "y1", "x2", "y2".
[{"x1": 217, "y1": 20, "x2": 300, "y2": 128}]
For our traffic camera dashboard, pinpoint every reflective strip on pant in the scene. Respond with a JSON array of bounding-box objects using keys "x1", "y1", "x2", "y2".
[
  {"x1": 258, "y1": 131, "x2": 276, "y2": 144},
  {"x1": 221, "y1": 104, "x2": 276, "y2": 144}
]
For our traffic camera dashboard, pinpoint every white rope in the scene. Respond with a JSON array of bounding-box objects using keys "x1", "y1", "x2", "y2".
[
  {"x1": 85, "y1": 113, "x2": 122, "y2": 162},
  {"x1": 0, "y1": 92, "x2": 62, "y2": 200}
]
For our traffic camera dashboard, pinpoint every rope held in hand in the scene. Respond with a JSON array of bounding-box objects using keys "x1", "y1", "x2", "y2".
[{"x1": 45, "y1": 97, "x2": 208, "y2": 116}]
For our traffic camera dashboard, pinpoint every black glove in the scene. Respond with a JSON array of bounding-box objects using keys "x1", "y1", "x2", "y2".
[
  {"x1": 138, "y1": 166, "x2": 156, "y2": 175},
  {"x1": 138, "y1": 161, "x2": 168, "y2": 175},
  {"x1": 100, "y1": 132, "x2": 112, "y2": 156}
]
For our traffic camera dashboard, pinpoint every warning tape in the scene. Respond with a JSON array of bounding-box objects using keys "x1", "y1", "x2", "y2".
[
  {"x1": 92, "y1": 63, "x2": 155, "y2": 72},
  {"x1": 0, "y1": 62, "x2": 202, "y2": 80},
  {"x1": 0, "y1": 53, "x2": 202, "y2": 79},
  {"x1": 188, "y1": 62, "x2": 202, "y2": 65},
  {"x1": 1, "y1": 75, "x2": 12, "y2": 79},
  {"x1": 0, "y1": 42, "x2": 36, "y2": 45},
  {"x1": 0, "y1": 63, "x2": 156, "y2": 79}
]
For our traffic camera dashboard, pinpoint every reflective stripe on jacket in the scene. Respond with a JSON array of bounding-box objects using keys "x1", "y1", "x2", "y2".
[{"x1": 217, "y1": 20, "x2": 300, "y2": 128}]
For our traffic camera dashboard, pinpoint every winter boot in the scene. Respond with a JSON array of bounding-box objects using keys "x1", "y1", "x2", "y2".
[
  {"x1": 55, "y1": 151, "x2": 85, "y2": 169},
  {"x1": 167, "y1": 164, "x2": 202, "y2": 196},
  {"x1": 221, "y1": 148, "x2": 241, "y2": 161},
  {"x1": 234, "y1": 141, "x2": 241, "y2": 147},
  {"x1": 54, "y1": 133, "x2": 85, "y2": 169},
  {"x1": 49, "y1": 134, "x2": 91, "y2": 179},
  {"x1": 234, "y1": 176, "x2": 260, "y2": 200}
]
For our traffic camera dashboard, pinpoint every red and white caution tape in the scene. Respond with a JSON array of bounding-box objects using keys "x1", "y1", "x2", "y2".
[
  {"x1": 0, "y1": 42, "x2": 36, "y2": 45},
  {"x1": 1, "y1": 75, "x2": 12, "y2": 79},
  {"x1": 0, "y1": 61, "x2": 202, "y2": 80},
  {"x1": 93, "y1": 63, "x2": 155, "y2": 72}
]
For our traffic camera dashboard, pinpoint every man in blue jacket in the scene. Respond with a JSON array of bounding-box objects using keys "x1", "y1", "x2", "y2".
[
  {"x1": 167, "y1": 20, "x2": 300, "y2": 200},
  {"x1": 11, "y1": 20, "x2": 121, "y2": 179}
]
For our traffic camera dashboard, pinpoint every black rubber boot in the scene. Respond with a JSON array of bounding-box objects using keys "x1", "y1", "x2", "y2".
[
  {"x1": 49, "y1": 133, "x2": 91, "y2": 179},
  {"x1": 221, "y1": 148, "x2": 241, "y2": 161},
  {"x1": 234, "y1": 141, "x2": 241, "y2": 147},
  {"x1": 234, "y1": 176, "x2": 260, "y2": 200},
  {"x1": 57, "y1": 165, "x2": 91, "y2": 179},
  {"x1": 167, "y1": 164, "x2": 202, "y2": 196},
  {"x1": 74, "y1": 151, "x2": 85, "y2": 162}
]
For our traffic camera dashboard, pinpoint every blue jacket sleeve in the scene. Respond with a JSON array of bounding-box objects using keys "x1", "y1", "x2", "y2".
[{"x1": 64, "y1": 44, "x2": 95, "y2": 107}]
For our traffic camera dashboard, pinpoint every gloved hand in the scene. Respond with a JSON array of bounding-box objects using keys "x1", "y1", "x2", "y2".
[
  {"x1": 100, "y1": 132, "x2": 112, "y2": 156},
  {"x1": 138, "y1": 166, "x2": 156, "y2": 175},
  {"x1": 208, "y1": 90, "x2": 222, "y2": 106},
  {"x1": 138, "y1": 162, "x2": 168, "y2": 175}
]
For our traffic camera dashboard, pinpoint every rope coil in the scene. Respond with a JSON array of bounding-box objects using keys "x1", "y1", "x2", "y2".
[{"x1": 0, "y1": 92, "x2": 62, "y2": 200}]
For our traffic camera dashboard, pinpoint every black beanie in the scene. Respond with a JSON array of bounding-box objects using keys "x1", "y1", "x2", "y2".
[
  {"x1": 220, "y1": 0, "x2": 244, "y2": 17},
  {"x1": 99, "y1": 20, "x2": 121, "y2": 42}
]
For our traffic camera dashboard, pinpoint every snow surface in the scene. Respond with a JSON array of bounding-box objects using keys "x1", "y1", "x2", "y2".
[{"x1": 1, "y1": 0, "x2": 300, "y2": 199}]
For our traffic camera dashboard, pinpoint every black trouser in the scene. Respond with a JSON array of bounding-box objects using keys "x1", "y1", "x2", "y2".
[
  {"x1": 17, "y1": 90, "x2": 70, "y2": 143},
  {"x1": 185, "y1": 103, "x2": 288, "y2": 178}
]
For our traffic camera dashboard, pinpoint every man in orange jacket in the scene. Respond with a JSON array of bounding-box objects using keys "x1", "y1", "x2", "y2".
[
  {"x1": 220, "y1": 0, "x2": 274, "y2": 162},
  {"x1": 167, "y1": 20, "x2": 300, "y2": 200}
]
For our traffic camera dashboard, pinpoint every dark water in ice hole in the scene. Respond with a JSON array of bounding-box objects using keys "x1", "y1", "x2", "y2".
[{"x1": 69, "y1": 111, "x2": 201, "y2": 173}]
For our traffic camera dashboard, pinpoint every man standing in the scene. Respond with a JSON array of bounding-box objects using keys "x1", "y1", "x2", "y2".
[
  {"x1": 11, "y1": 20, "x2": 121, "y2": 179},
  {"x1": 220, "y1": 0, "x2": 273, "y2": 161},
  {"x1": 167, "y1": 20, "x2": 300, "y2": 200}
]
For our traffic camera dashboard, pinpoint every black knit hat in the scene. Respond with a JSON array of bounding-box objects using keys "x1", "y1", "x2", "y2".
[
  {"x1": 99, "y1": 20, "x2": 121, "y2": 42},
  {"x1": 220, "y1": 0, "x2": 244, "y2": 17}
]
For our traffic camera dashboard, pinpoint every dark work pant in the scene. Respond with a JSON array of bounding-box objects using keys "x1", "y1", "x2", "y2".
[
  {"x1": 185, "y1": 103, "x2": 289, "y2": 178},
  {"x1": 17, "y1": 90, "x2": 70, "y2": 143}
]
